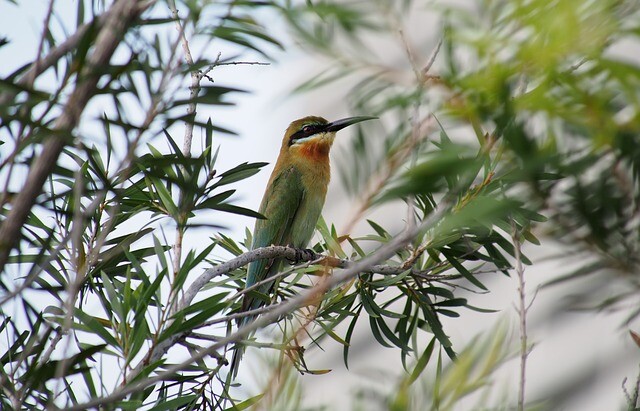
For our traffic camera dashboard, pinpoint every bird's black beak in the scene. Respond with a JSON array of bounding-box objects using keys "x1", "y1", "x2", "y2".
[{"x1": 325, "y1": 116, "x2": 377, "y2": 133}]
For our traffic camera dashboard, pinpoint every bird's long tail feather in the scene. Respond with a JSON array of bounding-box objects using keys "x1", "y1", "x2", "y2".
[
  {"x1": 228, "y1": 313, "x2": 254, "y2": 379},
  {"x1": 229, "y1": 346, "x2": 243, "y2": 379}
]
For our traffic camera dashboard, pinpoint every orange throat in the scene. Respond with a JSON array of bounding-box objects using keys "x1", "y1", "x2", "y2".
[{"x1": 296, "y1": 140, "x2": 332, "y2": 161}]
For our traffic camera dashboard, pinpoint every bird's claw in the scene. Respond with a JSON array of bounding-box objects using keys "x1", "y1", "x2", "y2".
[
  {"x1": 290, "y1": 248, "x2": 316, "y2": 264},
  {"x1": 304, "y1": 248, "x2": 317, "y2": 261}
]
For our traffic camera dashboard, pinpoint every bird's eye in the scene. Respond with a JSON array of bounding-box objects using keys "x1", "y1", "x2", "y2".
[{"x1": 302, "y1": 125, "x2": 313, "y2": 133}]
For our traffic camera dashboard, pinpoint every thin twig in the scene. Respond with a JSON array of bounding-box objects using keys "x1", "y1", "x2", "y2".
[
  {"x1": 30, "y1": 0, "x2": 57, "y2": 89},
  {"x1": 191, "y1": 334, "x2": 291, "y2": 352},
  {"x1": 168, "y1": 0, "x2": 197, "y2": 158},
  {"x1": 512, "y1": 220, "x2": 529, "y2": 411},
  {"x1": 216, "y1": 60, "x2": 269, "y2": 67},
  {"x1": 125, "y1": 244, "x2": 475, "y2": 383},
  {"x1": 167, "y1": 0, "x2": 193, "y2": 289},
  {"x1": 231, "y1": 257, "x2": 325, "y2": 301},
  {"x1": 199, "y1": 303, "x2": 289, "y2": 328},
  {"x1": 337, "y1": 31, "x2": 442, "y2": 240},
  {"x1": 422, "y1": 37, "x2": 443, "y2": 77}
]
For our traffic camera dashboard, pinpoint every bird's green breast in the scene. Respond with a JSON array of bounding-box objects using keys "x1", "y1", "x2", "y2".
[
  {"x1": 244, "y1": 146, "x2": 331, "y2": 304},
  {"x1": 258, "y1": 160, "x2": 328, "y2": 248}
]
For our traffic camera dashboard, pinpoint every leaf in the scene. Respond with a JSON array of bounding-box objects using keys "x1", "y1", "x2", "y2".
[
  {"x1": 179, "y1": 292, "x2": 228, "y2": 316},
  {"x1": 208, "y1": 203, "x2": 264, "y2": 219},
  {"x1": 211, "y1": 25, "x2": 277, "y2": 58},
  {"x1": 422, "y1": 286, "x2": 455, "y2": 299},
  {"x1": 343, "y1": 305, "x2": 362, "y2": 369},
  {"x1": 148, "y1": 394, "x2": 197, "y2": 411},
  {"x1": 369, "y1": 315, "x2": 393, "y2": 348},
  {"x1": 408, "y1": 337, "x2": 436, "y2": 385},
  {"x1": 173, "y1": 86, "x2": 247, "y2": 107},
  {"x1": 293, "y1": 66, "x2": 350, "y2": 93},
  {"x1": 433, "y1": 298, "x2": 468, "y2": 307},
  {"x1": 379, "y1": 148, "x2": 478, "y2": 201},
  {"x1": 360, "y1": 290, "x2": 380, "y2": 318},
  {"x1": 377, "y1": 315, "x2": 410, "y2": 350},
  {"x1": 212, "y1": 162, "x2": 267, "y2": 188},
  {"x1": 435, "y1": 309, "x2": 460, "y2": 318},
  {"x1": 195, "y1": 189, "x2": 236, "y2": 210},
  {"x1": 149, "y1": 175, "x2": 178, "y2": 217},
  {"x1": 222, "y1": 394, "x2": 264, "y2": 411},
  {"x1": 316, "y1": 320, "x2": 349, "y2": 346},
  {"x1": 441, "y1": 250, "x2": 488, "y2": 291},
  {"x1": 367, "y1": 219, "x2": 390, "y2": 238},
  {"x1": 205, "y1": 117, "x2": 214, "y2": 164},
  {"x1": 74, "y1": 310, "x2": 119, "y2": 347},
  {"x1": 630, "y1": 330, "x2": 640, "y2": 349}
]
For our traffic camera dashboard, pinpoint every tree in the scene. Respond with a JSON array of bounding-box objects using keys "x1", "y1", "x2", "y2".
[{"x1": 1, "y1": 0, "x2": 639, "y2": 410}]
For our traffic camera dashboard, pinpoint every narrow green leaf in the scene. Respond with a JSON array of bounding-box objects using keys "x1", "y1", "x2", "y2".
[
  {"x1": 195, "y1": 189, "x2": 235, "y2": 210},
  {"x1": 222, "y1": 394, "x2": 264, "y2": 411},
  {"x1": 369, "y1": 315, "x2": 392, "y2": 348},
  {"x1": 150, "y1": 176, "x2": 178, "y2": 217},
  {"x1": 74, "y1": 310, "x2": 118, "y2": 347},
  {"x1": 148, "y1": 394, "x2": 197, "y2": 411},
  {"x1": 408, "y1": 337, "x2": 436, "y2": 385},
  {"x1": 343, "y1": 306, "x2": 362, "y2": 369},
  {"x1": 441, "y1": 250, "x2": 488, "y2": 290},
  {"x1": 209, "y1": 203, "x2": 264, "y2": 219}
]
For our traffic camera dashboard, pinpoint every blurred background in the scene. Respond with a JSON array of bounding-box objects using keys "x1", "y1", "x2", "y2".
[{"x1": 2, "y1": 0, "x2": 640, "y2": 410}]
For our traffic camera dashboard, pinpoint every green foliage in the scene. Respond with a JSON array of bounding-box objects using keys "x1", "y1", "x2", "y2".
[
  {"x1": 1, "y1": 0, "x2": 640, "y2": 410},
  {"x1": 389, "y1": 322, "x2": 512, "y2": 411},
  {"x1": 0, "y1": 0, "x2": 276, "y2": 408}
]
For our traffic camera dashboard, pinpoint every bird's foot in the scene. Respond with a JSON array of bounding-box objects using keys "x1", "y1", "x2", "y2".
[{"x1": 290, "y1": 248, "x2": 316, "y2": 264}]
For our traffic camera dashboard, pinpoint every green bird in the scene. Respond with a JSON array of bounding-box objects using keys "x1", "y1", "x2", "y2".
[{"x1": 230, "y1": 115, "x2": 376, "y2": 378}]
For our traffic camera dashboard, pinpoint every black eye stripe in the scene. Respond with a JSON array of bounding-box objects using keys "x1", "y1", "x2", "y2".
[{"x1": 290, "y1": 124, "x2": 323, "y2": 144}]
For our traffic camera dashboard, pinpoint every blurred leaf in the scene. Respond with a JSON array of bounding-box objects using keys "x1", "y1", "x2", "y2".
[
  {"x1": 148, "y1": 394, "x2": 197, "y2": 411},
  {"x1": 379, "y1": 148, "x2": 479, "y2": 202},
  {"x1": 630, "y1": 330, "x2": 640, "y2": 349}
]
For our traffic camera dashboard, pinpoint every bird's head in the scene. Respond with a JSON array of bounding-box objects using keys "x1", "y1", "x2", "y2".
[{"x1": 282, "y1": 115, "x2": 376, "y2": 161}]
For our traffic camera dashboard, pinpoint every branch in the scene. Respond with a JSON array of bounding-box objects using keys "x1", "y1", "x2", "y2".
[
  {"x1": 30, "y1": 0, "x2": 57, "y2": 90},
  {"x1": 422, "y1": 37, "x2": 442, "y2": 78},
  {"x1": 168, "y1": 0, "x2": 197, "y2": 158},
  {"x1": 512, "y1": 221, "x2": 529, "y2": 411},
  {"x1": 0, "y1": 0, "x2": 153, "y2": 273},
  {"x1": 0, "y1": 2, "x2": 153, "y2": 107},
  {"x1": 61, "y1": 197, "x2": 454, "y2": 411},
  {"x1": 215, "y1": 61, "x2": 270, "y2": 67},
  {"x1": 126, "y1": 239, "x2": 470, "y2": 384},
  {"x1": 126, "y1": 248, "x2": 325, "y2": 382},
  {"x1": 179, "y1": 245, "x2": 460, "y2": 313}
]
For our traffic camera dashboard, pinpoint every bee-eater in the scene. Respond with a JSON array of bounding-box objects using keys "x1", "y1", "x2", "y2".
[{"x1": 230, "y1": 115, "x2": 376, "y2": 378}]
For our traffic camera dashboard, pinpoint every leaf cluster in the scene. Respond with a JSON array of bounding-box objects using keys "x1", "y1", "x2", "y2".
[{"x1": 1, "y1": 0, "x2": 640, "y2": 410}]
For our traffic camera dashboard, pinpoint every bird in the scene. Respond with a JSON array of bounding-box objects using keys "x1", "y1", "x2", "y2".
[{"x1": 229, "y1": 115, "x2": 377, "y2": 378}]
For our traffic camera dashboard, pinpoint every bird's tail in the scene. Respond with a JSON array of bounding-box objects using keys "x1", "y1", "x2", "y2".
[
  {"x1": 229, "y1": 272, "x2": 276, "y2": 378},
  {"x1": 228, "y1": 312, "x2": 255, "y2": 379},
  {"x1": 229, "y1": 345, "x2": 244, "y2": 379}
]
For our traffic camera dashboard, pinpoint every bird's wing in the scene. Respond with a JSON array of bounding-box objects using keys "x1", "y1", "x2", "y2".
[
  {"x1": 244, "y1": 166, "x2": 305, "y2": 307},
  {"x1": 233, "y1": 166, "x2": 304, "y2": 379}
]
